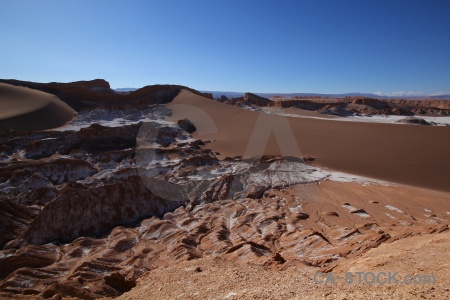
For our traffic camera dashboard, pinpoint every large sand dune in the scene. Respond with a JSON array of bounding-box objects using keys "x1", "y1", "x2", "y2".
[
  {"x1": 0, "y1": 83, "x2": 76, "y2": 133},
  {"x1": 169, "y1": 90, "x2": 450, "y2": 192}
]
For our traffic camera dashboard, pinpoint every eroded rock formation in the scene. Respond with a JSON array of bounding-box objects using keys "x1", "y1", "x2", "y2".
[
  {"x1": 219, "y1": 93, "x2": 450, "y2": 117},
  {"x1": 0, "y1": 97, "x2": 448, "y2": 299}
]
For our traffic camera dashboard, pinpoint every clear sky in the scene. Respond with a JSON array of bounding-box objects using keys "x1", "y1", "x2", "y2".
[{"x1": 1, "y1": 0, "x2": 450, "y2": 95}]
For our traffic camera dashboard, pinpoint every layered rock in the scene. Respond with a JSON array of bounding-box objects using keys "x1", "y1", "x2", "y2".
[
  {"x1": 217, "y1": 93, "x2": 274, "y2": 108},
  {"x1": 220, "y1": 94, "x2": 450, "y2": 117},
  {"x1": 0, "y1": 104, "x2": 448, "y2": 299}
]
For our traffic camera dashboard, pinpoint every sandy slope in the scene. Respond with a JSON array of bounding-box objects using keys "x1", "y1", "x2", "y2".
[
  {"x1": 168, "y1": 90, "x2": 450, "y2": 192},
  {"x1": 0, "y1": 83, "x2": 76, "y2": 133},
  {"x1": 117, "y1": 229, "x2": 450, "y2": 300}
]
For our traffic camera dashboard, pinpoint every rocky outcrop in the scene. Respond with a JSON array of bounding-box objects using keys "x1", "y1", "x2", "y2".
[
  {"x1": 351, "y1": 97, "x2": 390, "y2": 109},
  {"x1": 1, "y1": 181, "x2": 446, "y2": 298},
  {"x1": 222, "y1": 94, "x2": 450, "y2": 117},
  {"x1": 0, "y1": 79, "x2": 213, "y2": 111},
  {"x1": 396, "y1": 116, "x2": 431, "y2": 125},
  {"x1": 219, "y1": 95, "x2": 229, "y2": 102},
  {"x1": 244, "y1": 93, "x2": 273, "y2": 106},
  {"x1": 177, "y1": 118, "x2": 197, "y2": 133},
  {"x1": 9, "y1": 174, "x2": 181, "y2": 247},
  {"x1": 217, "y1": 93, "x2": 274, "y2": 107}
]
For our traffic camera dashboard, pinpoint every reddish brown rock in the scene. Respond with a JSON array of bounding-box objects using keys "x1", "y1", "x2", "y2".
[{"x1": 0, "y1": 79, "x2": 212, "y2": 111}]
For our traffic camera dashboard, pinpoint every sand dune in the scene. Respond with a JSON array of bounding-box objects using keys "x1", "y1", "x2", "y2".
[
  {"x1": 0, "y1": 83, "x2": 76, "y2": 133},
  {"x1": 169, "y1": 90, "x2": 450, "y2": 192}
]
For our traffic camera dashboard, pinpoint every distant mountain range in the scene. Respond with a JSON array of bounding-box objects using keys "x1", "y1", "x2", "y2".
[
  {"x1": 201, "y1": 91, "x2": 450, "y2": 100},
  {"x1": 202, "y1": 91, "x2": 387, "y2": 99},
  {"x1": 114, "y1": 88, "x2": 139, "y2": 92},
  {"x1": 114, "y1": 88, "x2": 450, "y2": 100}
]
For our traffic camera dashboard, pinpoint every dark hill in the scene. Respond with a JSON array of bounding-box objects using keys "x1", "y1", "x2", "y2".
[{"x1": 0, "y1": 79, "x2": 212, "y2": 111}]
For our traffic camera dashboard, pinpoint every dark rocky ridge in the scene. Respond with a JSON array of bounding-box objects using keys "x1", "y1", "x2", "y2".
[
  {"x1": 217, "y1": 93, "x2": 274, "y2": 107},
  {"x1": 217, "y1": 93, "x2": 450, "y2": 117},
  {"x1": 0, "y1": 79, "x2": 212, "y2": 111}
]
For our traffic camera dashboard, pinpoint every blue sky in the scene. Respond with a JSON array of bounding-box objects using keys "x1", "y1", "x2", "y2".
[{"x1": 1, "y1": 0, "x2": 450, "y2": 95}]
